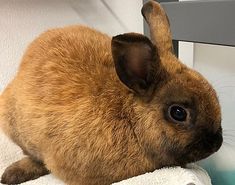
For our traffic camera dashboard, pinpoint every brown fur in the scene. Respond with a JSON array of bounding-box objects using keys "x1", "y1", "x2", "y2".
[
  {"x1": 0, "y1": 1, "x2": 222, "y2": 185},
  {"x1": 1, "y1": 157, "x2": 49, "y2": 184}
]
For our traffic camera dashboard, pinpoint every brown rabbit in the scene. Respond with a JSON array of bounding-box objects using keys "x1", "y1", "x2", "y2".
[{"x1": 0, "y1": 1, "x2": 222, "y2": 185}]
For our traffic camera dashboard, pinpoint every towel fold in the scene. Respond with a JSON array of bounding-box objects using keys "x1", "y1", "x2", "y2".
[
  {"x1": 0, "y1": 131, "x2": 211, "y2": 185},
  {"x1": 112, "y1": 164, "x2": 211, "y2": 185}
]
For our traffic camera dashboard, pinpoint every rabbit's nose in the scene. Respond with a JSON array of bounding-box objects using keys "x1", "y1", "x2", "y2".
[
  {"x1": 207, "y1": 127, "x2": 223, "y2": 152},
  {"x1": 212, "y1": 129, "x2": 223, "y2": 152}
]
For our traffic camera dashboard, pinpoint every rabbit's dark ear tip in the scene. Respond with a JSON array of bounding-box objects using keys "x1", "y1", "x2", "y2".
[
  {"x1": 141, "y1": 1, "x2": 154, "y2": 19},
  {"x1": 111, "y1": 34, "x2": 125, "y2": 46},
  {"x1": 112, "y1": 34, "x2": 125, "y2": 42},
  {"x1": 112, "y1": 33, "x2": 152, "y2": 46}
]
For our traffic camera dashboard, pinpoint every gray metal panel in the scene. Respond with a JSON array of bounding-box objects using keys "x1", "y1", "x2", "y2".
[{"x1": 161, "y1": 0, "x2": 235, "y2": 46}]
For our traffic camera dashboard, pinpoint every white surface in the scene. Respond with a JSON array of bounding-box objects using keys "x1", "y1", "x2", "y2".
[{"x1": 179, "y1": 42, "x2": 194, "y2": 68}]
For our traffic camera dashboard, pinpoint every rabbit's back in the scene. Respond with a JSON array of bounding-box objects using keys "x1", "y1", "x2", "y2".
[
  {"x1": 18, "y1": 25, "x2": 115, "y2": 103},
  {"x1": 0, "y1": 26, "x2": 122, "y2": 162}
]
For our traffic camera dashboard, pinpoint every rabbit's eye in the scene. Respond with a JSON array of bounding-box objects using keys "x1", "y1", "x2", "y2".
[{"x1": 168, "y1": 105, "x2": 187, "y2": 122}]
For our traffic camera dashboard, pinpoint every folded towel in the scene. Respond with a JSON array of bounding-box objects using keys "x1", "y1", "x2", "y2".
[
  {"x1": 112, "y1": 164, "x2": 211, "y2": 185},
  {"x1": 0, "y1": 131, "x2": 211, "y2": 185}
]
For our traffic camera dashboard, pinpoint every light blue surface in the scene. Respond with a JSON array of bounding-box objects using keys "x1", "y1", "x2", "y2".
[
  {"x1": 200, "y1": 158, "x2": 235, "y2": 185},
  {"x1": 206, "y1": 168, "x2": 235, "y2": 185}
]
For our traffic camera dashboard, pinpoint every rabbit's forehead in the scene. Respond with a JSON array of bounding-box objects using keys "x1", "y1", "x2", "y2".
[
  {"x1": 162, "y1": 61, "x2": 215, "y2": 96},
  {"x1": 156, "y1": 55, "x2": 220, "y2": 115},
  {"x1": 156, "y1": 68, "x2": 219, "y2": 107}
]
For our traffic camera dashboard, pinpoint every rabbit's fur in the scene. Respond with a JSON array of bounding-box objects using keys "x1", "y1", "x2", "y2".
[{"x1": 0, "y1": 1, "x2": 222, "y2": 185}]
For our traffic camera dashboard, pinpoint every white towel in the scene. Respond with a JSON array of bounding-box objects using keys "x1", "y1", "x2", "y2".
[
  {"x1": 0, "y1": 131, "x2": 211, "y2": 185},
  {"x1": 113, "y1": 164, "x2": 211, "y2": 185}
]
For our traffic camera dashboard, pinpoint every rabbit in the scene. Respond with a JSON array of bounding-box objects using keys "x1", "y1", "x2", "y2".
[{"x1": 0, "y1": 1, "x2": 223, "y2": 185}]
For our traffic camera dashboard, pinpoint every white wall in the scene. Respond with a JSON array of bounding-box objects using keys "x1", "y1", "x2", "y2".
[
  {"x1": 194, "y1": 44, "x2": 235, "y2": 170},
  {"x1": 0, "y1": 0, "x2": 143, "y2": 92}
]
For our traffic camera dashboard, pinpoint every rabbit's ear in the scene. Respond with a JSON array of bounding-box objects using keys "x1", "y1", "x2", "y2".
[
  {"x1": 111, "y1": 33, "x2": 161, "y2": 95},
  {"x1": 142, "y1": 0, "x2": 173, "y2": 56}
]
